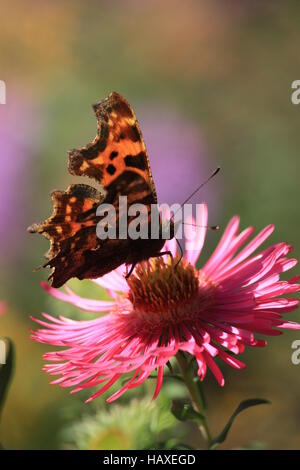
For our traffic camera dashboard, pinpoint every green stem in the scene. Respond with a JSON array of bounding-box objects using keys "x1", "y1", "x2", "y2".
[{"x1": 176, "y1": 351, "x2": 212, "y2": 447}]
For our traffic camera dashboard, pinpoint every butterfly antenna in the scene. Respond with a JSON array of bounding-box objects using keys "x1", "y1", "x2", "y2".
[
  {"x1": 182, "y1": 222, "x2": 219, "y2": 231},
  {"x1": 174, "y1": 167, "x2": 220, "y2": 217}
]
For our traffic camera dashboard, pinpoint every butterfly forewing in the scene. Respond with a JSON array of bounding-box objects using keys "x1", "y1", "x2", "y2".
[{"x1": 68, "y1": 92, "x2": 157, "y2": 202}]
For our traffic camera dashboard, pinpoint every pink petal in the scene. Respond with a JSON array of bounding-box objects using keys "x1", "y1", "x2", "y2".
[
  {"x1": 184, "y1": 203, "x2": 208, "y2": 266},
  {"x1": 41, "y1": 282, "x2": 114, "y2": 313},
  {"x1": 202, "y1": 215, "x2": 241, "y2": 275}
]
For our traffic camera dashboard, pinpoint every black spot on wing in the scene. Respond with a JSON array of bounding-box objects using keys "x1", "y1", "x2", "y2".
[
  {"x1": 110, "y1": 151, "x2": 118, "y2": 160},
  {"x1": 124, "y1": 152, "x2": 147, "y2": 170},
  {"x1": 106, "y1": 164, "x2": 116, "y2": 175},
  {"x1": 127, "y1": 124, "x2": 141, "y2": 142}
]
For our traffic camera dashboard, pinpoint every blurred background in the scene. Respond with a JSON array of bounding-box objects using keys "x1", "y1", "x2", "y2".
[{"x1": 0, "y1": 0, "x2": 300, "y2": 449}]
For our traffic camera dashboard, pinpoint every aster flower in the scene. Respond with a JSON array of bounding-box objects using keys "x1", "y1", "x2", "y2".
[
  {"x1": 31, "y1": 204, "x2": 300, "y2": 405},
  {"x1": 62, "y1": 396, "x2": 176, "y2": 450}
]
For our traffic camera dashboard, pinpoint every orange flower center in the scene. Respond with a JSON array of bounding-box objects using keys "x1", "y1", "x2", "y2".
[{"x1": 126, "y1": 257, "x2": 216, "y2": 333}]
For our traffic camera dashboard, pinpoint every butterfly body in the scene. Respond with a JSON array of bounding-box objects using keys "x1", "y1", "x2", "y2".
[{"x1": 29, "y1": 92, "x2": 174, "y2": 288}]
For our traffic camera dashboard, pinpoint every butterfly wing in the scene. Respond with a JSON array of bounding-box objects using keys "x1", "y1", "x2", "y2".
[
  {"x1": 29, "y1": 92, "x2": 159, "y2": 287},
  {"x1": 68, "y1": 91, "x2": 157, "y2": 204}
]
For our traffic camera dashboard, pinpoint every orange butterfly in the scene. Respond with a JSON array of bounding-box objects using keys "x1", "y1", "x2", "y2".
[{"x1": 28, "y1": 92, "x2": 174, "y2": 287}]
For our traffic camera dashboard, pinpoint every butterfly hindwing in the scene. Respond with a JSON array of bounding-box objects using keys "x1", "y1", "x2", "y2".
[
  {"x1": 46, "y1": 232, "x2": 131, "y2": 288},
  {"x1": 28, "y1": 183, "x2": 134, "y2": 287},
  {"x1": 28, "y1": 184, "x2": 102, "y2": 257}
]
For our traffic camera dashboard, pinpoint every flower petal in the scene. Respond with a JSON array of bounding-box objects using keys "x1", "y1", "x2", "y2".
[{"x1": 184, "y1": 203, "x2": 208, "y2": 266}]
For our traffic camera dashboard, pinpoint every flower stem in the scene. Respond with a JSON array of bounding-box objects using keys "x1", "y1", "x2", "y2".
[{"x1": 176, "y1": 351, "x2": 212, "y2": 447}]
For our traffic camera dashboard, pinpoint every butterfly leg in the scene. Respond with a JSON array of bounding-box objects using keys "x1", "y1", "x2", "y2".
[
  {"x1": 125, "y1": 263, "x2": 137, "y2": 279},
  {"x1": 125, "y1": 251, "x2": 174, "y2": 280},
  {"x1": 175, "y1": 238, "x2": 183, "y2": 266},
  {"x1": 153, "y1": 246, "x2": 183, "y2": 272}
]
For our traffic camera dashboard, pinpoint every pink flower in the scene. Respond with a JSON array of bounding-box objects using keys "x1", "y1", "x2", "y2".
[
  {"x1": 0, "y1": 302, "x2": 6, "y2": 315},
  {"x1": 31, "y1": 205, "x2": 300, "y2": 403}
]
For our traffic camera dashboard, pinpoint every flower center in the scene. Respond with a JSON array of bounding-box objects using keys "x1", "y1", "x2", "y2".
[{"x1": 126, "y1": 257, "x2": 216, "y2": 333}]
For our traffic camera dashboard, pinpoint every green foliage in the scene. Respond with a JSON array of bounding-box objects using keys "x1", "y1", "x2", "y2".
[
  {"x1": 61, "y1": 396, "x2": 177, "y2": 450},
  {"x1": 0, "y1": 338, "x2": 14, "y2": 421},
  {"x1": 0, "y1": 338, "x2": 14, "y2": 448},
  {"x1": 171, "y1": 400, "x2": 204, "y2": 422},
  {"x1": 210, "y1": 399, "x2": 270, "y2": 450},
  {"x1": 235, "y1": 440, "x2": 266, "y2": 451}
]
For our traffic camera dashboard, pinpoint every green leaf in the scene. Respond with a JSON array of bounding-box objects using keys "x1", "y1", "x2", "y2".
[
  {"x1": 193, "y1": 377, "x2": 207, "y2": 409},
  {"x1": 167, "y1": 442, "x2": 196, "y2": 450},
  {"x1": 171, "y1": 400, "x2": 204, "y2": 422},
  {"x1": 0, "y1": 338, "x2": 14, "y2": 420},
  {"x1": 210, "y1": 398, "x2": 270, "y2": 449}
]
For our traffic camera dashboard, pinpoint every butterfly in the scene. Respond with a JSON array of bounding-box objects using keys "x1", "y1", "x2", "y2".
[{"x1": 28, "y1": 92, "x2": 175, "y2": 288}]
